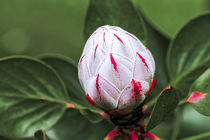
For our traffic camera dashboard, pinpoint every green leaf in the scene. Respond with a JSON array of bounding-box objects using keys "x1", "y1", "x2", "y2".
[
  {"x1": 34, "y1": 130, "x2": 50, "y2": 140},
  {"x1": 180, "y1": 131, "x2": 210, "y2": 140},
  {"x1": 40, "y1": 54, "x2": 95, "y2": 110},
  {"x1": 167, "y1": 13, "x2": 210, "y2": 98},
  {"x1": 133, "y1": 0, "x2": 208, "y2": 37},
  {"x1": 142, "y1": 13, "x2": 170, "y2": 97},
  {"x1": 146, "y1": 87, "x2": 179, "y2": 131},
  {"x1": 173, "y1": 61, "x2": 210, "y2": 99},
  {"x1": 84, "y1": 0, "x2": 147, "y2": 44},
  {"x1": 0, "y1": 56, "x2": 69, "y2": 139},
  {"x1": 188, "y1": 68, "x2": 210, "y2": 116},
  {"x1": 47, "y1": 109, "x2": 114, "y2": 140},
  {"x1": 80, "y1": 109, "x2": 104, "y2": 123},
  {"x1": 180, "y1": 105, "x2": 210, "y2": 138},
  {"x1": 40, "y1": 54, "x2": 104, "y2": 122}
]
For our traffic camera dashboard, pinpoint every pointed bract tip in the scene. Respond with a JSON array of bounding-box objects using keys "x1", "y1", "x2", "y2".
[
  {"x1": 148, "y1": 78, "x2": 156, "y2": 95},
  {"x1": 100, "y1": 112, "x2": 110, "y2": 119},
  {"x1": 137, "y1": 52, "x2": 149, "y2": 69},
  {"x1": 131, "y1": 79, "x2": 142, "y2": 96},
  {"x1": 66, "y1": 103, "x2": 75, "y2": 108},
  {"x1": 114, "y1": 34, "x2": 125, "y2": 45},
  {"x1": 86, "y1": 93, "x2": 99, "y2": 108},
  {"x1": 80, "y1": 54, "x2": 85, "y2": 63},
  {"x1": 142, "y1": 105, "x2": 148, "y2": 112},
  {"x1": 187, "y1": 92, "x2": 207, "y2": 103},
  {"x1": 110, "y1": 53, "x2": 118, "y2": 72},
  {"x1": 96, "y1": 74, "x2": 100, "y2": 91},
  {"x1": 94, "y1": 44, "x2": 99, "y2": 58}
]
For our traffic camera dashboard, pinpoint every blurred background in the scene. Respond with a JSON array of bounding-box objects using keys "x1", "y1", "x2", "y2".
[
  {"x1": 0, "y1": 0, "x2": 210, "y2": 139},
  {"x1": 1, "y1": 0, "x2": 210, "y2": 61}
]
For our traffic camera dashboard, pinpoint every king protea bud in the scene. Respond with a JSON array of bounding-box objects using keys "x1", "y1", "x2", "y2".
[{"x1": 78, "y1": 25, "x2": 155, "y2": 112}]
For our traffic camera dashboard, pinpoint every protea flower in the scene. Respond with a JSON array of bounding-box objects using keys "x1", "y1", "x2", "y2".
[{"x1": 78, "y1": 25, "x2": 155, "y2": 113}]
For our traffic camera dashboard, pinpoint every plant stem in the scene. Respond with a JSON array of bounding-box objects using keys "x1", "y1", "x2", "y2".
[
  {"x1": 170, "y1": 108, "x2": 181, "y2": 140},
  {"x1": 178, "y1": 98, "x2": 187, "y2": 106},
  {"x1": 180, "y1": 131, "x2": 210, "y2": 140}
]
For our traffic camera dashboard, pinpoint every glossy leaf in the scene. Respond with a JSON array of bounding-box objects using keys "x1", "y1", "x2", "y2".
[
  {"x1": 167, "y1": 13, "x2": 210, "y2": 98},
  {"x1": 40, "y1": 54, "x2": 94, "y2": 109},
  {"x1": 142, "y1": 14, "x2": 170, "y2": 98},
  {"x1": 180, "y1": 131, "x2": 210, "y2": 140},
  {"x1": 84, "y1": 0, "x2": 146, "y2": 44},
  {"x1": 188, "y1": 68, "x2": 210, "y2": 116},
  {"x1": 47, "y1": 109, "x2": 114, "y2": 140},
  {"x1": 0, "y1": 56, "x2": 69, "y2": 139},
  {"x1": 179, "y1": 105, "x2": 210, "y2": 139},
  {"x1": 79, "y1": 109, "x2": 104, "y2": 123},
  {"x1": 34, "y1": 130, "x2": 50, "y2": 140},
  {"x1": 40, "y1": 54, "x2": 103, "y2": 122},
  {"x1": 146, "y1": 87, "x2": 179, "y2": 131},
  {"x1": 133, "y1": 0, "x2": 207, "y2": 37}
]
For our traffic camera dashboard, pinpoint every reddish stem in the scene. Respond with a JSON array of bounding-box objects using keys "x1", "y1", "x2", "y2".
[
  {"x1": 142, "y1": 105, "x2": 148, "y2": 112},
  {"x1": 66, "y1": 103, "x2": 75, "y2": 108},
  {"x1": 100, "y1": 112, "x2": 110, "y2": 119},
  {"x1": 129, "y1": 131, "x2": 138, "y2": 140},
  {"x1": 104, "y1": 128, "x2": 119, "y2": 140}
]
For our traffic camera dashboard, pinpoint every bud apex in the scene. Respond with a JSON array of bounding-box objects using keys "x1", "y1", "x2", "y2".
[{"x1": 78, "y1": 25, "x2": 155, "y2": 112}]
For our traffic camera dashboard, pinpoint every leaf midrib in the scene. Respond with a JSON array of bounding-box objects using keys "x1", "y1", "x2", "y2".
[
  {"x1": 0, "y1": 94, "x2": 69, "y2": 106},
  {"x1": 172, "y1": 60, "x2": 210, "y2": 87}
]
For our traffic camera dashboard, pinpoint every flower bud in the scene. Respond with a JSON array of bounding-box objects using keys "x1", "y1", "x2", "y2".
[{"x1": 78, "y1": 25, "x2": 155, "y2": 112}]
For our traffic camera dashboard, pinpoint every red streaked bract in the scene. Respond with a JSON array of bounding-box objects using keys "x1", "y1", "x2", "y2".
[
  {"x1": 187, "y1": 92, "x2": 207, "y2": 103},
  {"x1": 78, "y1": 25, "x2": 155, "y2": 112}
]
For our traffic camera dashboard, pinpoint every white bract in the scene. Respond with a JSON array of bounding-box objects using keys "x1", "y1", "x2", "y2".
[{"x1": 78, "y1": 25, "x2": 155, "y2": 112}]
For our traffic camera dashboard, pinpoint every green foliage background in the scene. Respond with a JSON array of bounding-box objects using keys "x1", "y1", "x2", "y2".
[{"x1": 0, "y1": 0, "x2": 210, "y2": 140}]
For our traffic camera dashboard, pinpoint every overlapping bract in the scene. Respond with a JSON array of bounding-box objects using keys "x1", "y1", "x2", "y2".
[{"x1": 78, "y1": 25, "x2": 155, "y2": 112}]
